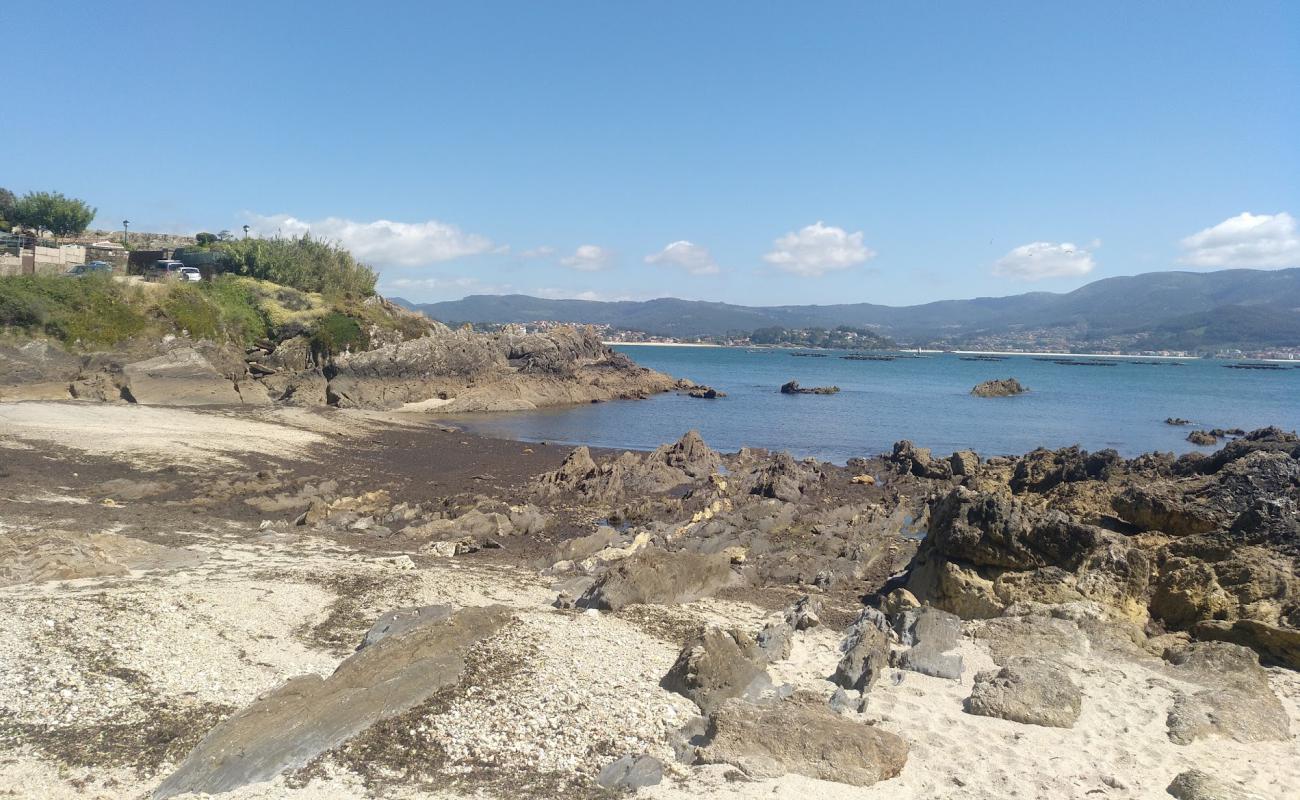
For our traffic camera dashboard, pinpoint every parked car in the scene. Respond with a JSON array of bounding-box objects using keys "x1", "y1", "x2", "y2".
[
  {"x1": 145, "y1": 260, "x2": 202, "y2": 282},
  {"x1": 62, "y1": 262, "x2": 114, "y2": 277}
]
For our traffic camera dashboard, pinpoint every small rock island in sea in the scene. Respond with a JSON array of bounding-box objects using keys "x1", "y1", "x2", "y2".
[
  {"x1": 970, "y1": 377, "x2": 1027, "y2": 397},
  {"x1": 780, "y1": 380, "x2": 840, "y2": 395}
]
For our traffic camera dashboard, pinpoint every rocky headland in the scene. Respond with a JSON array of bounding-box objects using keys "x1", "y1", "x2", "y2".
[
  {"x1": 0, "y1": 396, "x2": 1297, "y2": 797},
  {"x1": 0, "y1": 292, "x2": 677, "y2": 413}
]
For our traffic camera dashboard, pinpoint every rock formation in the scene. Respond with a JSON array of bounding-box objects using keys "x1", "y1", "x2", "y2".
[
  {"x1": 779, "y1": 380, "x2": 839, "y2": 395},
  {"x1": 970, "y1": 377, "x2": 1027, "y2": 397},
  {"x1": 0, "y1": 317, "x2": 676, "y2": 413}
]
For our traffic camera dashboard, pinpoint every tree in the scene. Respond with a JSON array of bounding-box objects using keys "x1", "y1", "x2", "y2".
[
  {"x1": 0, "y1": 187, "x2": 14, "y2": 231},
  {"x1": 195, "y1": 232, "x2": 219, "y2": 246},
  {"x1": 9, "y1": 191, "x2": 96, "y2": 239}
]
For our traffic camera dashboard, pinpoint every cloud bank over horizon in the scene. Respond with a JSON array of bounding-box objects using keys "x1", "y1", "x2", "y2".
[
  {"x1": 1180, "y1": 212, "x2": 1300, "y2": 269},
  {"x1": 244, "y1": 213, "x2": 496, "y2": 267}
]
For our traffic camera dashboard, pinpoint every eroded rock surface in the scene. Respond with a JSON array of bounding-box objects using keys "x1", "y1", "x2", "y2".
[
  {"x1": 153, "y1": 605, "x2": 511, "y2": 798},
  {"x1": 694, "y1": 698, "x2": 909, "y2": 786},
  {"x1": 965, "y1": 656, "x2": 1082, "y2": 728}
]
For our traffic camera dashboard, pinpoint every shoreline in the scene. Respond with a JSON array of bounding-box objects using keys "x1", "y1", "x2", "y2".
[
  {"x1": 603, "y1": 340, "x2": 724, "y2": 347},
  {"x1": 612, "y1": 342, "x2": 1299, "y2": 362}
]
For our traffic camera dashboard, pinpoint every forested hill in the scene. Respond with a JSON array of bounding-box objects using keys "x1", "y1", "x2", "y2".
[{"x1": 394, "y1": 268, "x2": 1300, "y2": 351}]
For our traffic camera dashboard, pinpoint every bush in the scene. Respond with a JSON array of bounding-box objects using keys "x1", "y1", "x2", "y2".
[
  {"x1": 213, "y1": 234, "x2": 378, "y2": 296},
  {"x1": 158, "y1": 277, "x2": 273, "y2": 344},
  {"x1": 309, "y1": 311, "x2": 368, "y2": 360},
  {"x1": 0, "y1": 274, "x2": 147, "y2": 345}
]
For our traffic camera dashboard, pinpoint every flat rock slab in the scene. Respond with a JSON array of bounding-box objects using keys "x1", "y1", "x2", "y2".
[
  {"x1": 0, "y1": 530, "x2": 201, "y2": 588},
  {"x1": 965, "y1": 656, "x2": 1081, "y2": 728},
  {"x1": 1163, "y1": 641, "x2": 1291, "y2": 745},
  {"x1": 122, "y1": 347, "x2": 243, "y2": 406},
  {"x1": 153, "y1": 605, "x2": 511, "y2": 799},
  {"x1": 695, "y1": 698, "x2": 908, "y2": 786}
]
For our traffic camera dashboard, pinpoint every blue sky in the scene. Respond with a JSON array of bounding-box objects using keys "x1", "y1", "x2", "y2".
[{"x1": 7, "y1": 1, "x2": 1298, "y2": 306}]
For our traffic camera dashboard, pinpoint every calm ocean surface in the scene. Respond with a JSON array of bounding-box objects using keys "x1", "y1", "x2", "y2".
[{"x1": 447, "y1": 347, "x2": 1300, "y2": 463}]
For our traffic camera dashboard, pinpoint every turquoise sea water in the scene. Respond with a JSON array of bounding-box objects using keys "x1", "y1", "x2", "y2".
[{"x1": 447, "y1": 347, "x2": 1300, "y2": 463}]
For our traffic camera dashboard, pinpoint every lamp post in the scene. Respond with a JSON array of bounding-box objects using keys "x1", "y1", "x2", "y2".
[
  {"x1": 242, "y1": 224, "x2": 250, "y2": 239},
  {"x1": 122, "y1": 220, "x2": 130, "y2": 248}
]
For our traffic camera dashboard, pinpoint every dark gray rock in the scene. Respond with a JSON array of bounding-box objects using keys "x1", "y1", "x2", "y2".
[
  {"x1": 153, "y1": 605, "x2": 511, "y2": 799},
  {"x1": 894, "y1": 606, "x2": 963, "y2": 679},
  {"x1": 832, "y1": 608, "x2": 890, "y2": 692},
  {"x1": 596, "y1": 754, "x2": 664, "y2": 792},
  {"x1": 358, "y1": 605, "x2": 454, "y2": 649},
  {"x1": 662, "y1": 627, "x2": 772, "y2": 712},
  {"x1": 755, "y1": 620, "x2": 794, "y2": 663}
]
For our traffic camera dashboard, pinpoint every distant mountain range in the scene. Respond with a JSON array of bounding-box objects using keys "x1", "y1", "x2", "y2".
[{"x1": 393, "y1": 268, "x2": 1300, "y2": 352}]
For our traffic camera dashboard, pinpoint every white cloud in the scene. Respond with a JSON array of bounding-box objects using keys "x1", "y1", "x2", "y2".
[
  {"x1": 992, "y1": 241, "x2": 1096, "y2": 281},
  {"x1": 644, "y1": 240, "x2": 720, "y2": 275},
  {"x1": 245, "y1": 213, "x2": 495, "y2": 267},
  {"x1": 519, "y1": 245, "x2": 556, "y2": 259},
  {"x1": 559, "y1": 244, "x2": 614, "y2": 271},
  {"x1": 762, "y1": 222, "x2": 875, "y2": 277},
  {"x1": 1179, "y1": 211, "x2": 1300, "y2": 269}
]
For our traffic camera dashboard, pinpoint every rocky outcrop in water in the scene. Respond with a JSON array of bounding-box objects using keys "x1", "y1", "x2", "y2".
[
  {"x1": 780, "y1": 380, "x2": 839, "y2": 395},
  {"x1": 971, "y1": 377, "x2": 1027, "y2": 397}
]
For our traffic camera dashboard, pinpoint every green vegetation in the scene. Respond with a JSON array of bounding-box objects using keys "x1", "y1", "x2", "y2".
[
  {"x1": 157, "y1": 278, "x2": 271, "y2": 344},
  {"x1": 0, "y1": 187, "x2": 14, "y2": 232},
  {"x1": 210, "y1": 234, "x2": 378, "y2": 296},
  {"x1": 749, "y1": 325, "x2": 895, "y2": 349},
  {"x1": 0, "y1": 273, "x2": 147, "y2": 345},
  {"x1": 7, "y1": 191, "x2": 96, "y2": 239},
  {"x1": 0, "y1": 272, "x2": 428, "y2": 356},
  {"x1": 309, "y1": 311, "x2": 368, "y2": 359}
]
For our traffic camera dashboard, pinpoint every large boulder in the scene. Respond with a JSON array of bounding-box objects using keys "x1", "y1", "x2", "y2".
[
  {"x1": 662, "y1": 627, "x2": 772, "y2": 712},
  {"x1": 693, "y1": 698, "x2": 908, "y2": 786},
  {"x1": 965, "y1": 656, "x2": 1081, "y2": 728},
  {"x1": 831, "y1": 608, "x2": 890, "y2": 692},
  {"x1": 1162, "y1": 642, "x2": 1290, "y2": 745},
  {"x1": 894, "y1": 606, "x2": 963, "y2": 679},
  {"x1": 577, "y1": 549, "x2": 734, "y2": 611},
  {"x1": 926, "y1": 488, "x2": 1103, "y2": 571}
]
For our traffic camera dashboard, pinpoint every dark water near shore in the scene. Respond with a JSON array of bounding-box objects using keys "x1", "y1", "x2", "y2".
[{"x1": 448, "y1": 347, "x2": 1300, "y2": 464}]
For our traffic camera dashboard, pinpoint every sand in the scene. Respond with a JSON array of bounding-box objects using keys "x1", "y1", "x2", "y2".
[{"x1": 1, "y1": 403, "x2": 1296, "y2": 799}]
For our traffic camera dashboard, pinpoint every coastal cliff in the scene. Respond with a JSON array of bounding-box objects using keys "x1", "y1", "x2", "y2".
[{"x1": 0, "y1": 278, "x2": 677, "y2": 411}]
